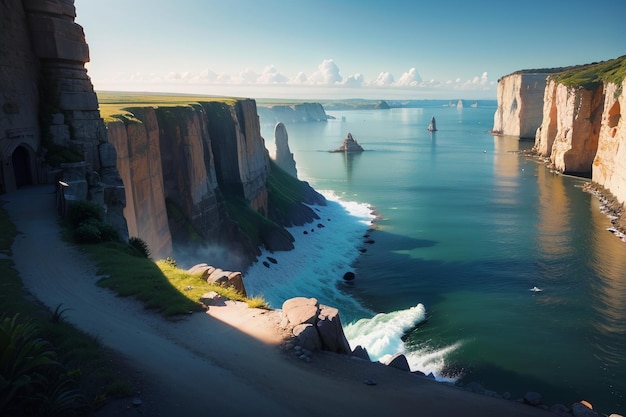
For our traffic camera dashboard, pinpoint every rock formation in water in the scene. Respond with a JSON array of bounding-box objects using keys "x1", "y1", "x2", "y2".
[
  {"x1": 493, "y1": 56, "x2": 626, "y2": 226},
  {"x1": 428, "y1": 116, "x2": 437, "y2": 132},
  {"x1": 274, "y1": 122, "x2": 298, "y2": 178},
  {"x1": 331, "y1": 133, "x2": 364, "y2": 153},
  {"x1": 0, "y1": 0, "x2": 127, "y2": 239}
]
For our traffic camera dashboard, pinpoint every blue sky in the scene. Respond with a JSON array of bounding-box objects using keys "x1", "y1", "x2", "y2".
[{"x1": 74, "y1": 0, "x2": 625, "y2": 100}]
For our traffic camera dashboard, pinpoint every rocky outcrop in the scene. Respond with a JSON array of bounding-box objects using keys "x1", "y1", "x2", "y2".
[
  {"x1": 492, "y1": 72, "x2": 551, "y2": 138},
  {"x1": 281, "y1": 297, "x2": 352, "y2": 354},
  {"x1": 188, "y1": 263, "x2": 246, "y2": 297},
  {"x1": 0, "y1": 0, "x2": 128, "y2": 240},
  {"x1": 257, "y1": 103, "x2": 329, "y2": 124},
  {"x1": 274, "y1": 122, "x2": 297, "y2": 178},
  {"x1": 331, "y1": 133, "x2": 364, "y2": 153}
]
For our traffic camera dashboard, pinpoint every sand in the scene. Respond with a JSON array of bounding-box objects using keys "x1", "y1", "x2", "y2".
[{"x1": 3, "y1": 185, "x2": 555, "y2": 417}]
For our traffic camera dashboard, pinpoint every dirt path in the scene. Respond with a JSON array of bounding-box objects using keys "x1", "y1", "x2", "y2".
[{"x1": 3, "y1": 185, "x2": 555, "y2": 417}]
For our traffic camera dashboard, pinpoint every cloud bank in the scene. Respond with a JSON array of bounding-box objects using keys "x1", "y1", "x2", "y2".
[{"x1": 91, "y1": 58, "x2": 495, "y2": 98}]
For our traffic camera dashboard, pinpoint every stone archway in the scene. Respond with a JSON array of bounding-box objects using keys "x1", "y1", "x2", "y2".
[{"x1": 11, "y1": 145, "x2": 34, "y2": 188}]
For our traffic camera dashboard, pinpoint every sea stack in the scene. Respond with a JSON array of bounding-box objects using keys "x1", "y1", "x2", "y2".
[
  {"x1": 331, "y1": 133, "x2": 364, "y2": 153},
  {"x1": 428, "y1": 116, "x2": 437, "y2": 132}
]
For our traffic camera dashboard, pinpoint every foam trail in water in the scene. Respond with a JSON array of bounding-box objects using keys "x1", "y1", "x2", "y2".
[
  {"x1": 244, "y1": 190, "x2": 375, "y2": 320},
  {"x1": 344, "y1": 305, "x2": 461, "y2": 382}
]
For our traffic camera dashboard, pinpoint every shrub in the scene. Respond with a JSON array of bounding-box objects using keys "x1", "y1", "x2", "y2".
[
  {"x1": 98, "y1": 223, "x2": 120, "y2": 242},
  {"x1": 73, "y1": 222, "x2": 101, "y2": 244},
  {"x1": 128, "y1": 237, "x2": 151, "y2": 259},
  {"x1": 66, "y1": 201, "x2": 103, "y2": 229}
]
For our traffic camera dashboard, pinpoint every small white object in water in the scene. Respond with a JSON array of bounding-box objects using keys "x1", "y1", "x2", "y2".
[{"x1": 530, "y1": 286, "x2": 542, "y2": 292}]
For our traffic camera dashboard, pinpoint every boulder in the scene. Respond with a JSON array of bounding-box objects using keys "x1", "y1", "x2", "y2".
[
  {"x1": 523, "y1": 391, "x2": 543, "y2": 406},
  {"x1": 292, "y1": 324, "x2": 322, "y2": 351},
  {"x1": 316, "y1": 305, "x2": 351, "y2": 354},
  {"x1": 383, "y1": 353, "x2": 411, "y2": 372},
  {"x1": 351, "y1": 345, "x2": 370, "y2": 361},
  {"x1": 572, "y1": 401, "x2": 601, "y2": 417}
]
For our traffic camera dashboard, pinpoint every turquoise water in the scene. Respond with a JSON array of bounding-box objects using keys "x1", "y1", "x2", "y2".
[{"x1": 253, "y1": 105, "x2": 626, "y2": 413}]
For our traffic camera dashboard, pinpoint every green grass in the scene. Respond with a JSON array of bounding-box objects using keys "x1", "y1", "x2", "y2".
[
  {"x1": 0, "y1": 208, "x2": 133, "y2": 415},
  {"x1": 550, "y1": 55, "x2": 626, "y2": 90},
  {"x1": 81, "y1": 240, "x2": 267, "y2": 315},
  {"x1": 97, "y1": 91, "x2": 238, "y2": 123}
]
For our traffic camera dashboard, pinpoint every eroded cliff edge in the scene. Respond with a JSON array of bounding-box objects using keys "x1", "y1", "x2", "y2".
[
  {"x1": 106, "y1": 100, "x2": 325, "y2": 270},
  {"x1": 493, "y1": 56, "x2": 626, "y2": 230}
]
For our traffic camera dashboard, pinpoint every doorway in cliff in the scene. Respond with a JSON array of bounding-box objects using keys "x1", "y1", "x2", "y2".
[{"x1": 12, "y1": 145, "x2": 32, "y2": 188}]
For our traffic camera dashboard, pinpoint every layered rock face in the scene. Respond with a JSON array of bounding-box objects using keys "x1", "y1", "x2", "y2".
[
  {"x1": 492, "y1": 73, "x2": 550, "y2": 139},
  {"x1": 257, "y1": 102, "x2": 329, "y2": 124},
  {"x1": 0, "y1": 0, "x2": 127, "y2": 239},
  {"x1": 535, "y1": 81, "x2": 605, "y2": 175},
  {"x1": 495, "y1": 66, "x2": 625, "y2": 211},
  {"x1": 106, "y1": 100, "x2": 325, "y2": 268},
  {"x1": 591, "y1": 81, "x2": 626, "y2": 204}
]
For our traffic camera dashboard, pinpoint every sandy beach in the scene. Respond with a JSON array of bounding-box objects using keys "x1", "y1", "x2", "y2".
[{"x1": 3, "y1": 185, "x2": 556, "y2": 417}]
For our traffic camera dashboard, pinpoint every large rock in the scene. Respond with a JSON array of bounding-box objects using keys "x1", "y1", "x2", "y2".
[
  {"x1": 274, "y1": 122, "x2": 298, "y2": 178},
  {"x1": 281, "y1": 297, "x2": 351, "y2": 355}
]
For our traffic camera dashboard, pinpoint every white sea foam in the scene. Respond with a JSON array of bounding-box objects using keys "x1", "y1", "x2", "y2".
[
  {"x1": 244, "y1": 190, "x2": 458, "y2": 380},
  {"x1": 244, "y1": 190, "x2": 375, "y2": 319}
]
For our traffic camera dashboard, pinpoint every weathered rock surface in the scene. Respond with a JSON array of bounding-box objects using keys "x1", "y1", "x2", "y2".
[
  {"x1": 331, "y1": 133, "x2": 364, "y2": 153},
  {"x1": 281, "y1": 297, "x2": 352, "y2": 354},
  {"x1": 274, "y1": 122, "x2": 298, "y2": 178},
  {"x1": 495, "y1": 65, "x2": 626, "y2": 230},
  {"x1": 188, "y1": 263, "x2": 247, "y2": 297},
  {"x1": 492, "y1": 72, "x2": 551, "y2": 139},
  {"x1": 257, "y1": 103, "x2": 329, "y2": 124},
  {"x1": 0, "y1": 0, "x2": 128, "y2": 239}
]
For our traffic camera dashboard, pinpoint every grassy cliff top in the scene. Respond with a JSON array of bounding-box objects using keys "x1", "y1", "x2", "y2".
[
  {"x1": 549, "y1": 55, "x2": 626, "y2": 89},
  {"x1": 506, "y1": 56, "x2": 626, "y2": 90},
  {"x1": 97, "y1": 91, "x2": 238, "y2": 122}
]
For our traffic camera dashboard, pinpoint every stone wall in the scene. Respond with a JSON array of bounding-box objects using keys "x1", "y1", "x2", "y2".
[{"x1": 0, "y1": 0, "x2": 128, "y2": 239}]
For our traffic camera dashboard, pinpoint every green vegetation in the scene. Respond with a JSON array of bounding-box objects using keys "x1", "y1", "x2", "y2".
[
  {"x1": 66, "y1": 200, "x2": 119, "y2": 244},
  {"x1": 267, "y1": 160, "x2": 319, "y2": 220},
  {"x1": 0, "y1": 208, "x2": 132, "y2": 416},
  {"x1": 97, "y1": 91, "x2": 237, "y2": 123},
  {"x1": 549, "y1": 55, "x2": 626, "y2": 90}
]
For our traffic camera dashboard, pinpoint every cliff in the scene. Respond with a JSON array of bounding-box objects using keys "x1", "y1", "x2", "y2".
[
  {"x1": 257, "y1": 102, "x2": 329, "y2": 124},
  {"x1": 492, "y1": 72, "x2": 552, "y2": 139},
  {"x1": 494, "y1": 56, "x2": 626, "y2": 220},
  {"x1": 0, "y1": 0, "x2": 127, "y2": 239},
  {"x1": 106, "y1": 100, "x2": 325, "y2": 269}
]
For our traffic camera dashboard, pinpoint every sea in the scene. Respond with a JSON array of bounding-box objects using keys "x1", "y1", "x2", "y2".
[{"x1": 244, "y1": 102, "x2": 626, "y2": 414}]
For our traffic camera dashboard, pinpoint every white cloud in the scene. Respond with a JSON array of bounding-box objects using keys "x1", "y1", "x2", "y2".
[
  {"x1": 342, "y1": 73, "x2": 365, "y2": 87},
  {"x1": 256, "y1": 65, "x2": 288, "y2": 84},
  {"x1": 372, "y1": 71, "x2": 395, "y2": 86},
  {"x1": 394, "y1": 68, "x2": 422, "y2": 87},
  {"x1": 307, "y1": 59, "x2": 342, "y2": 85}
]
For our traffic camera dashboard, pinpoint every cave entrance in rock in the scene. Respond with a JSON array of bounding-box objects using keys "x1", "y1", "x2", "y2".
[{"x1": 12, "y1": 145, "x2": 32, "y2": 188}]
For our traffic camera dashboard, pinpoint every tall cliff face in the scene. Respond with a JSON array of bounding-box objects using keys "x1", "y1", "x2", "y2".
[
  {"x1": 492, "y1": 73, "x2": 550, "y2": 139},
  {"x1": 106, "y1": 100, "x2": 323, "y2": 269},
  {"x1": 536, "y1": 82, "x2": 605, "y2": 175},
  {"x1": 257, "y1": 102, "x2": 329, "y2": 124},
  {"x1": 592, "y1": 80, "x2": 626, "y2": 204},
  {"x1": 495, "y1": 57, "x2": 626, "y2": 211}
]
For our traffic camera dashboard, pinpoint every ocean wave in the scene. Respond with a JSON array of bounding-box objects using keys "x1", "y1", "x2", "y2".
[{"x1": 244, "y1": 190, "x2": 458, "y2": 380}]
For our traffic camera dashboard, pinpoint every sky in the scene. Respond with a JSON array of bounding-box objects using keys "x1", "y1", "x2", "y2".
[{"x1": 73, "y1": 0, "x2": 625, "y2": 101}]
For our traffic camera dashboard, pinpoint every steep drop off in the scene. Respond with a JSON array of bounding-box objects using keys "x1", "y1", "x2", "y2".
[
  {"x1": 107, "y1": 100, "x2": 325, "y2": 270},
  {"x1": 493, "y1": 56, "x2": 626, "y2": 226}
]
